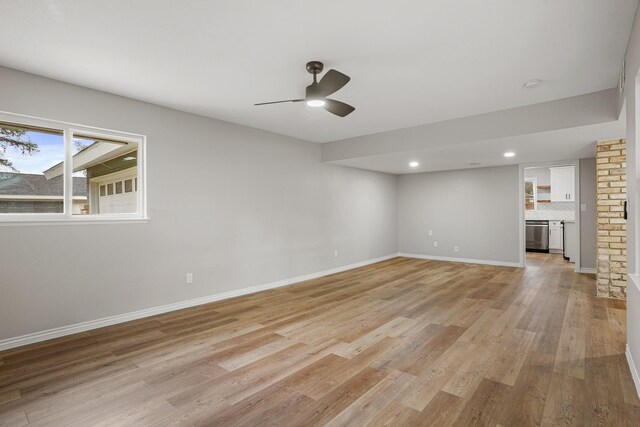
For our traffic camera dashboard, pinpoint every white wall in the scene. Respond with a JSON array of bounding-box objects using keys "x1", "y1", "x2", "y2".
[
  {"x1": 524, "y1": 167, "x2": 551, "y2": 186},
  {"x1": 629, "y1": 78, "x2": 640, "y2": 394},
  {"x1": 0, "y1": 67, "x2": 398, "y2": 341},
  {"x1": 580, "y1": 158, "x2": 597, "y2": 270},
  {"x1": 397, "y1": 165, "x2": 520, "y2": 265},
  {"x1": 625, "y1": 2, "x2": 640, "y2": 394}
]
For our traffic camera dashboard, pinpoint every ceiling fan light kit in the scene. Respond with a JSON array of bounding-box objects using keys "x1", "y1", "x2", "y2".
[{"x1": 255, "y1": 61, "x2": 355, "y2": 117}]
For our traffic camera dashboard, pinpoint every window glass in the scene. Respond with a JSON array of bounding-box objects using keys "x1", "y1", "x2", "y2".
[
  {"x1": 525, "y1": 178, "x2": 537, "y2": 211},
  {"x1": 0, "y1": 123, "x2": 64, "y2": 213},
  {"x1": 71, "y1": 135, "x2": 138, "y2": 215},
  {"x1": 124, "y1": 179, "x2": 133, "y2": 193}
]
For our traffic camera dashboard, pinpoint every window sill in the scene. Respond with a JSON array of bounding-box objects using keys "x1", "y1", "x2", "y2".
[{"x1": 0, "y1": 217, "x2": 149, "y2": 226}]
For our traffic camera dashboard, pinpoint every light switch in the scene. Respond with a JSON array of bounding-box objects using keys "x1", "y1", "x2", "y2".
[{"x1": 581, "y1": 203, "x2": 587, "y2": 212}]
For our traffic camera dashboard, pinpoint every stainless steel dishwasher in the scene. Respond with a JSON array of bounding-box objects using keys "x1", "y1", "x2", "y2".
[{"x1": 526, "y1": 220, "x2": 549, "y2": 252}]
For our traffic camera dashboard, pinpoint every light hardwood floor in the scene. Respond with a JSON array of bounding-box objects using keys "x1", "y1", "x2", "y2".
[{"x1": 0, "y1": 253, "x2": 639, "y2": 426}]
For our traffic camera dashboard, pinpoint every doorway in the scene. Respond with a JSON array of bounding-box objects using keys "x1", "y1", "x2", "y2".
[{"x1": 519, "y1": 160, "x2": 581, "y2": 271}]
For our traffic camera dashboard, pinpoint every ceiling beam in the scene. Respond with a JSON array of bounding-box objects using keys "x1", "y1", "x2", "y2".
[{"x1": 322, "y1": 89, "x2": 620, "y2": 162}]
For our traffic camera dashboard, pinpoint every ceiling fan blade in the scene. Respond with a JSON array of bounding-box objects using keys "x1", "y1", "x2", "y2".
[
  {"x1": 323, "y1": 99, "x2": 355, "y2": 117},
  {"x1": 254, "y1": 99, "x2": 304, "y2": 106},
  {"x1": 316, "y1": 69, "x2": 350, "y2": 96}
]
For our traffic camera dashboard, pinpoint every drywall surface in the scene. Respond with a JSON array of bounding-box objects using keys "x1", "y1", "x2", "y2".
[
  {"x1": 625, "y1": 1, "x2": 640, "y2": 391},
  {"x1": 397, "y1": 165, "x2": 520, "y2": 264},
  {"x1": 323, "y1": 89, "x2": 619, "y2": 162},
  {"x1": 624, "y1": 0, "x2": 640, "y2": 275},
  {"x1": 619, "y1": 0, "x2": 640, "y2": 393},
  {"x1": 0, "y1": 66, "x2": 398, "y2": 340},
  {"x1": 629, "y1": 275, "x2": 640, "y2": 394},
  {"x1": 524, "y1": 167, "x2": 551, "y2": 186},
  {"x1": 580, "y1": 158, "x2": 597, "y2": 269}
]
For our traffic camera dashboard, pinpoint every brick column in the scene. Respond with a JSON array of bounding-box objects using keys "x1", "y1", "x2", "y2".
[{"x1": 596, "y1": 139, "x2": 627, "y2": 299}]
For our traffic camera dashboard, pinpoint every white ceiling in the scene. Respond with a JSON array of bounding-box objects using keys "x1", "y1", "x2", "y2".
[
  {"x1": 331, "y1": 118, "x2": 626, "y2": 174},
  {"x1": 0, "y1": 0, "x2": 636, "y2": 144}
]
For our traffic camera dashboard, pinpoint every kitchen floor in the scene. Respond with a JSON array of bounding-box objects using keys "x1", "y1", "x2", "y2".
[{"x1": 526, "y1": 251, "x2": 567, "y2": 265}]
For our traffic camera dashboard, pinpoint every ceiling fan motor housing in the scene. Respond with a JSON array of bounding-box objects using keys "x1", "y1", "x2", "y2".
[{"x1": 306, "y1": 61, "x2": 324, "y2": 75}]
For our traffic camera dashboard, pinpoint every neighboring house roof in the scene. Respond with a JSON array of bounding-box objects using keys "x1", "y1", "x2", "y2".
[{"x1": 0, "y1": 173, "x2": 88, "y2": 196}]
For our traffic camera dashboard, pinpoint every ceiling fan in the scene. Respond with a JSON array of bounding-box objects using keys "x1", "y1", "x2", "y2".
[{"x1": 255, "y1": 61, "x2": 355, "y2": 117}]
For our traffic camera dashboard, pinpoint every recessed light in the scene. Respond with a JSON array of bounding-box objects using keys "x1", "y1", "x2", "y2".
[
  {"x1": 123, "y1": 156, "x2": 136, "y2": 161},
  {"x1": 523, "y1": 79, "x2": 542, "y2": 89},
  {"x1": 504, "y1": 152, "x2": 515, "y2": 158},
  {"x1": 306, "y1": 99, "x2": 325, "y2": 107},
  {"x1": 409, "y1": 161, "x2": 419, "y2": 167}
]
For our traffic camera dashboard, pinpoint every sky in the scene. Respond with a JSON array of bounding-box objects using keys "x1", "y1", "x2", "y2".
[
  {"x1": 2, "y1": 130, "x2": 64, "y2": 174},
  {"x1": 2, "y1": 130, "x2": 90, "y2": 175}
]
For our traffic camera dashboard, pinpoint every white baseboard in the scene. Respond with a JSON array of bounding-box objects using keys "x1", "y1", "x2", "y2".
[
  {"x1": 397, "y1": 252, "x2": 522, "y2": 268},
  {"x1": 0, "y1": 254, "x2": 398, "y2": 352},
  {"x1": 579, "y1": 267, "x2": 597, "y2": 274},
  {"x1": 626, "y1": 344, "x2": 640, "y2": 399}
]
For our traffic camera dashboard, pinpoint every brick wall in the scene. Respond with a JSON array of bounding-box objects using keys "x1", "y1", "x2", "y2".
[{"x1": 596, "y1": 139, "x2": 627, "y2": 299}]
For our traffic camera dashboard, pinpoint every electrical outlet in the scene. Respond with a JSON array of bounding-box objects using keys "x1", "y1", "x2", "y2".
[
  {"x1": 428, "y1": 229, "x2": 433, "y2": 236},
  {"x1": 186, "y1": 273, "x2": 193, "y2": 284},
  {"x1": 454, "y1": 246, "x2": 459, "y2": 252},
  {"x1": 433, "y1": 241, "x2": 438, "y2": 248},
  {"x1": 333, "y1": 249, "x2": 338, "y2": 258}
]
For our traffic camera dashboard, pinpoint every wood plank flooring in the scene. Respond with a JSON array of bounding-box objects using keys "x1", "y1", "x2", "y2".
[{"x1": 1, "y1": 253, "x2": 639, "y2": 426}]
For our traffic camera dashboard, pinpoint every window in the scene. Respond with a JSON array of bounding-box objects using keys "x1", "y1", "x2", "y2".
[
  {"x1": 525, "y1": 177, "x2": 537, "y2": 211},
  {"x1": 0, "y1": 111, "x2": 146, "y2": 223},
  {"x1": 0, "y1": 123, "x2": 64, "y2": 214}
]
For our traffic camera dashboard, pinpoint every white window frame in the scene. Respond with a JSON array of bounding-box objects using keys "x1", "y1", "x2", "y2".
[
  {"x1": 525, "y1": 177, "x2": 537, "y2": 212},
  {"x1": 0, "y1": 111, "x2": 147, "y2": 225}
]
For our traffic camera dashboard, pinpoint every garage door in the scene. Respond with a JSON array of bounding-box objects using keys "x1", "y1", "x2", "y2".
[{"x1": 98, "y1": 178, "x2": 137, "y2": 214}]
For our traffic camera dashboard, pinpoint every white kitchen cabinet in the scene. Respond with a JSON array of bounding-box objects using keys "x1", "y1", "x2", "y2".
[
  {"x1": 550, "y1": 166, "x2": 575, "y2": 202},
  {"x1": 549, "y1": 220, "x2": 563, "y2": 250}
]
